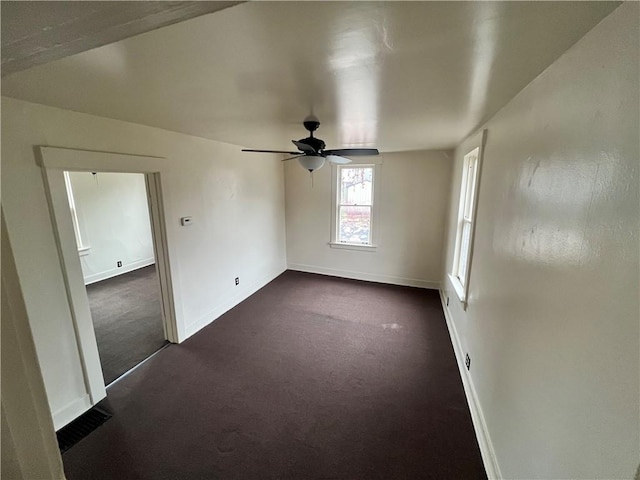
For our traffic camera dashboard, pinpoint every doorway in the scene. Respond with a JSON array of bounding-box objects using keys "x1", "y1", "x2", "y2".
[
  {"x1": 63, "y1": 171, "x2": 168, "y2": 385},
  {"x1": 39, "y1": 147, "x2": 179, "y2": 428}
]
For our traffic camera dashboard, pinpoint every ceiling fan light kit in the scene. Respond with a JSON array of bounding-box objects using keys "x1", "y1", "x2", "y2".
[
  {"x1": 297, "y1": 155, "x2": 325, "y2": 172},
  {"x1": 242, "y1": 115, "x2": 379, "y2": 173}
]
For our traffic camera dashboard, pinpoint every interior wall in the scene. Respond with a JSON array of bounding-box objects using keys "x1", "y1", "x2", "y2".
[
  {"x1": 1, "y1": 97, "x2": 287, "y2": 426},
  {"x1": 285, "y1": 150, "x2": 452, "y2": 288},
  {"x1": 1, "y1": 210, "x2": 65, "y2": 480},
  {"x1": 68, "y1": 171, "x2": 155, "y2": 284},
  {"x1": 441, "y1": 4, "x2": 639, "y2": 479}
]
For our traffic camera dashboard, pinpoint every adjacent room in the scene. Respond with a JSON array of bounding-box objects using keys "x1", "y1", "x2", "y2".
[
  {"x1": 64, "y1": 171, "x2": 167, "y2": 385},
  {"x1": 1, "y1": 2, "x2": 638, "y2": 480}
]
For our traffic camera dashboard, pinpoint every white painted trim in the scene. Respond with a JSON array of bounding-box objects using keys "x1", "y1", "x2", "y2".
[
  {"x1": 439, "y1": 289, "x2": 501, "y2": 479},
  {"x1": 185, "y1": 264, "x2": 286, "y2": 339},
  {"x1": 328, "y1": 242, "x2": 377, "y2": 252},
  {"x1": 330, "y1": 162, "x2": 382, "y2": 249},
  {"x1": 449, "y1": 130, "x2": 487, "y2": 305},
  {"x1": 40, "y1": 167, "x2": 107, "y2": 408},
  {"x1": 38, "y1": 146, "x2": 164, "y2": 172},
  {"x1": 448, "y1": 273, "x2": 467, "y2": 305},
  {"x1": 145, "y1": 172, "x2": 181, "y2": 343},
  {"x1": 288, "y1": 263, "x2": 440, "y2": 290},
  {"x1": 51, "y1": 394, "x2": 92, "y2": 431},
  {"x1": 84, "y1": 258, "x2": 155, "y2": 285},
  {"x1": 37, "y1": 146, "x2": 180, "y2": 429},
  {"x1": 341, "y1": 155, "x2": 384, "y2": 165}
]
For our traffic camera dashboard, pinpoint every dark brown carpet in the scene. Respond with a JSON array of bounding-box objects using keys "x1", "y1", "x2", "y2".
[
  {"x1": 86, "y1": 265, "x2": 167, "y2": 384},
  {"x1": 64, "y1": 270, "x2": 486, "y2": 479}
]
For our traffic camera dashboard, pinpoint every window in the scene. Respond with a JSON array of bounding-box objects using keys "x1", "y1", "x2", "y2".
[
  {"x1": 63, "y1": 171, "x2": 90, "y2": 255},
  {"x1": 450, "y1": 146, "x2": 481, "y2": 303},
  {"x1": 331, "y1": 165, "x2": 376, "y2": 250}
]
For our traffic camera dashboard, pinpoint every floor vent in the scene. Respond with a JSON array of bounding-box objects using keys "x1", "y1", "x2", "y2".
[{"x1": 56, "y1": 406, "x2": 112, "y2": 453}]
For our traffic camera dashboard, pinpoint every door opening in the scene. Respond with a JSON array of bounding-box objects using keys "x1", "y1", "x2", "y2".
[
  {"x1": 38, "y1": 146, "x2": 179, "y2": 430},
  {"x1": 63, "y1": 171, "x2": 168, "y2": 385}
]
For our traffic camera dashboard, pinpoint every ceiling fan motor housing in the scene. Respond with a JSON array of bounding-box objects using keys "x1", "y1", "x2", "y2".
[{"x1": 299, "y1": 136, "x2": 326, "y2": 153}]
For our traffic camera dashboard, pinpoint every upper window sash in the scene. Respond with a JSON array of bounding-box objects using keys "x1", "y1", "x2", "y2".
[
  {"x1": 462, "y1": 150, "x2": 478, "y2": 221},
  {"x1": 338, "y1": 167, "x2": 374, "y2": 204}
]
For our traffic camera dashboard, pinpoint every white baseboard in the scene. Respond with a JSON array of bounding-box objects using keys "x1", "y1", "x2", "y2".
[
  {"x1": 439, "y1": 290, "x2": 501, "y2": 479},
  {"x1": 84, "y1": 258, "x2": 155, "y2": 285},
  {"x1": 184, "y1": 264, "x2": 287, "y2": 339},
  {"x1": 52, "y1": 394, "x2": 92, "y2": 431},
  {"x1": 287, "y1": 263, "x2": 440, "y2": 290}
]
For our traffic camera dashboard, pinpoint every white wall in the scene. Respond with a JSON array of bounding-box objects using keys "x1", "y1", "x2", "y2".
[
  {"x1": 441, "y1": 4, "x2": 639, "y2": 479},
  {"x1": 286, "y1": 150, "x2": 452, "y2": 288},
  {"x1": 1, "y1": 211, "x2": 65, "y2": 480},
  {"x1": 68, "y1": 171, "x2": 155, "y2": 284},
  {"x1": 1, "y1": 97, "x2": 287, "y2": 427}
]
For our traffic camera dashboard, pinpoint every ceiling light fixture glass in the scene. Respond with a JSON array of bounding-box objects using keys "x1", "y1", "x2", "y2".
[{"x1": 297, "y1": 155, "x2": 326, "y2": 173}]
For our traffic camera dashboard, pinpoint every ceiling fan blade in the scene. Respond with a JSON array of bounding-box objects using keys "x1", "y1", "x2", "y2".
[
  {"x1": 282, "y1": 155, "x2": 304, "y2": 162},
  {"x1": 326, "y1": 155, "x2": 352, "y2": 165},
  {"x1": 292, "y1": 140, "x2": 316, "y2": 153},
  {"x1": 242, "y1": 149, "x2": 302, "y2": 154},
  {"x1": 323, "y1": 148, "x2": 379, "y2": 156}
]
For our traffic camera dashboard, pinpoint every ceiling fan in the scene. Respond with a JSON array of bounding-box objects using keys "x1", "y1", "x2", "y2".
[{"x1": 242, "y1": 115, "x2": 379, "y2": 172}]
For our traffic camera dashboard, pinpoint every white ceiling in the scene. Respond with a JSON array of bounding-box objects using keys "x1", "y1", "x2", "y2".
[{"x1": 1, "y1": 2, "x2": 618, "y2": 152}]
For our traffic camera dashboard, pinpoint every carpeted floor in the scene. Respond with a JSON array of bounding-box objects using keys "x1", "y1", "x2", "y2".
[
  {"x1": 86, "y1": 264, "x2": 167, "y2": 384},
  {"x1": 64, "y1": 270, "x2": 486, "y2": 479}
]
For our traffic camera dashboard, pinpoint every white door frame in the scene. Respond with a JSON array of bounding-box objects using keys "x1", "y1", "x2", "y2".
[{"x1": 37, "y1": 146, "x2": 179, "y2": 417}]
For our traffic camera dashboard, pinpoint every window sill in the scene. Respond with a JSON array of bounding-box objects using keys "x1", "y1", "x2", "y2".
[
  {"x1": 448, "y1": 274, "x2": 468, "y2": 308},
  {"x1": 329, "y1": 242, "x2": 377, "y2": 252},
  {"x1": 78, "y1": 246, "x2": 91, "y2": 257}
]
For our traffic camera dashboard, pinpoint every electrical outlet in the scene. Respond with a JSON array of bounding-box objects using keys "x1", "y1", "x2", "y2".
[
  {"x1": 465, "y1": 354, "x2": 471, "y2": 371},
  {"x1": 117, "y1": 261, "x2": 122, "y2": 267},
  {"x1": 235, "y1": 277, "x2": 239, "y2": 286}
]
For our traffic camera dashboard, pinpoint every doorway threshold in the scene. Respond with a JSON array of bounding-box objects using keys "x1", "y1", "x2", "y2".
[{"x1": 106, "y1": 342, "x2": 171, "y2": 389}]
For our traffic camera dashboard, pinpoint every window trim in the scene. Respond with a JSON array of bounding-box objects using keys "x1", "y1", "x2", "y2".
[
  {"x1": 449, "y1": 130, "x2": 487, "y2": 306},
  {"x1": 63, "y1": 171, "x2": 91, "y2": 255},
  {"x1": 330, "y1": 162, "x2": 380, "y2": 251}
]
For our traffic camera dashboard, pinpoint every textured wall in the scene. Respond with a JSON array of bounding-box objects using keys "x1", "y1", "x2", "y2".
[{"x1": 441, "y1": 4, "x2": 639, "y2": 478}]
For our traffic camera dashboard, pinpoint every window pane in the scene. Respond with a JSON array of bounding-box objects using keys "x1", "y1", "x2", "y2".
[
  {"x1": 339, "y1": 205, "x2": 371, "y2": 244},
  {"x1": 458, "y1": 221, "x2": 472, "y2": 284},
  {"x1": 463, "y1": 157, "x2": 477, "y2": 220},
  {"x1": 63, "y1": 171, "x2": 83, "y2": 248},
  {"x1": 340, "y1": 167, "x2": 373, "y2": 206}
]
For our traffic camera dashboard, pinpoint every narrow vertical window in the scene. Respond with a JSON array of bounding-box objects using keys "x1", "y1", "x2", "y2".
[
  {"x1": 63, "y1": 171, "x2": 88, "y2": 252},
  {"x1": 336, "y1": 165, "x2": 374, "y2": 245},
  {"x1": 450, "y1": 147, "x2": 480, "y2": 302}
]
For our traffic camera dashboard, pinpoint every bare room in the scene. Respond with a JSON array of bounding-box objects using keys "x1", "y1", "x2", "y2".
[
  {"x1": 64, "y1": 170, "x2": 167, "y2": 384},
  {"x1": 1, "y1": 2, "x2": 638, "y2": 479}
]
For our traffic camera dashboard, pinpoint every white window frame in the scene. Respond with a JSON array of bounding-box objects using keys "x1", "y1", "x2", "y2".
[
  {"x1": 63, "y1": 171, "x2": 91, "y2": 256},
  {"x1": 449, "y1": 130, "x2": 486, "y2": 305},
  {"x1": 330, "y1": 163, "x2": 379, "y2": 252}
]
